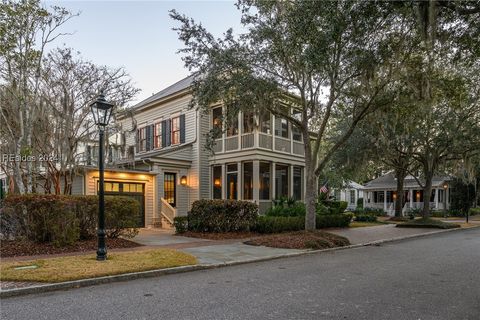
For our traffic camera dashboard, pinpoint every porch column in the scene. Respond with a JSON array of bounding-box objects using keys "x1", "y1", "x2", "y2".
[
  {"x1": 384, "y1": 190, "x2": 387, "y2": 212},
  {"x1": 221, "y1": 164, "x2": 226, "y2": 199},
  {"x1": 409, "y1": 189, "x2": 413, "y2": 209},
  {"x1": 363, "y1": 191, "x2": 367, "y2": 208},
  {"x1": 237, "y1": 161, "x2": 242, "y2": 200},
  {"x1": 434, "y1": 188, "x2": 439, "y2": 210},
  {"x1": 289, "y1": 165, "x2": 294, "y2": 198},
  {"x1": 253, "y1": 161, "x2": 260, "y2": 203},
  {"x1": 272, "y1": 162, "x2": 276, "y2": 200}
]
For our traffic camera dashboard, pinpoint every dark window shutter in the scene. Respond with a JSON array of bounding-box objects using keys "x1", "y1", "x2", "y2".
[
  {"x1": 165, "y1": 119, "x2": 171, "y2": 146},
  {"x1": 149, "y1": 124, "x2": 155, "y2": 150},
  {"x1": 161, "y1": 120, "x2": 167, "y2": 147},
  {"x1": 145, "y1": 126, "x2": 151, "y2": 151},
  {"x1": 180, "y1": 114, "x2": 186, "y2": 144},
  {"x1": 135, "y1": 129, "x2": 140, "y2": 153}
]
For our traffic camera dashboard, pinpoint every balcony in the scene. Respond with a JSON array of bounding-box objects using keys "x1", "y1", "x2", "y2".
[{"x1": 212, "y1": 131, "x2": 304, "y2": 156}]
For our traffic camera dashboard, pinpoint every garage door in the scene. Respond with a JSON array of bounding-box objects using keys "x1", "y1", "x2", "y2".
[{"x1": 100, "y1": 181, "x2": 145, "y2": 227}]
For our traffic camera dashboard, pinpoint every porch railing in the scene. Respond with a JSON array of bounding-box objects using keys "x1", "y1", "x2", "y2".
[{"x1": 160, "y1": 197, "x2": 177, "y2": 224}]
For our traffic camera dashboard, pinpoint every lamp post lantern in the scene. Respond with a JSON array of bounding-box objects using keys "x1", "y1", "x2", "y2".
[{"x1": 90, "y1": 92, "x2": 114, "y2": 261}]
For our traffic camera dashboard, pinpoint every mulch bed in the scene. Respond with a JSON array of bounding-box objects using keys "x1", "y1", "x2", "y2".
[
  {"x1": 244, "y1": 231, "x2": 350, "y2": 250},
  {"x1": 0, "y1": 238, "x2": 142, "y2": 258},
  {"x1": 178, "y1": 231, "x2": 264, "y2": 240}
]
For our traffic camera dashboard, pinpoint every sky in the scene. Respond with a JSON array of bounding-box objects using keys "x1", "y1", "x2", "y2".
[{"x1": 45, "y1": 1, "x2": 244, "y2": 105}]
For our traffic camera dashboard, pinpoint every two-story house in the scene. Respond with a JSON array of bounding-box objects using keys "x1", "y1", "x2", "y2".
[{"x1": 44, "y1": 75, "x2": 307, "y2": 228}]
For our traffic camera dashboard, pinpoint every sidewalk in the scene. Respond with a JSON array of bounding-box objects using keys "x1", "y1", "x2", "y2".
[{"x1": 1, "y1": 224, "x2": 476, "y2": 296}]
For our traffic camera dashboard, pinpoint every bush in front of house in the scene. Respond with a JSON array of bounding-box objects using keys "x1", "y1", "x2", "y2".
[
  {"x1": 355, "y1": 207, "x2": 386, "y2": 216},
  {"x1": 253, "y1": 216, "x2": 304, "y2": 233},
  {"x1": 354, "y1": 213, "x2": 377, "y2": 222},
  {"x1": 469, "y1": 207, "x2": 480, "y2": 216},
  {"x1": 173, "y1": 216, "x2": 188, "y2": 233},
  {"x1": 316, "y1": 212, "x2": 353, "y2": 228},
  {"x1": 265, "y1": 199, "x2": 306, "y2": 217},
  {"x1": 356, "y1": 197, "x2": 364, "y2": 209},
  {"x1": 188, "y1": 199, "x2": 258, "y2": 232},
  {"x1": 0, "y1": 194, "x2": 140, "y2": 246}
]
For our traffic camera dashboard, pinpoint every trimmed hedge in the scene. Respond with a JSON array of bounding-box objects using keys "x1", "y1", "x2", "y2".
[
  {"x1": 354, "y1": 213, "x2": 377, "y2": 222},
  {"x1": 1, "y1": 194, "x2": 140, "y2": 246},
  {"x1": 265, "y1": 202, "x2": 306, "y2": 217},
  {"x1": 253, "y1": 213, "x2": 352, "y2": 234},
  {"x1": 188, "y1": 199, "x2": 258, "y2": 232},
  {"x1": 469, "y1": 207, "x2": 480, "y2": 216}
]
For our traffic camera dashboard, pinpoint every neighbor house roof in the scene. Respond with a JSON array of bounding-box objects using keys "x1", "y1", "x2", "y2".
[
  {"x1": 133, "y1": 75, "x2": 195, "y2": 110},
  {"x1": 363, "y1": 172, "x2": 451, "y2": 190}
]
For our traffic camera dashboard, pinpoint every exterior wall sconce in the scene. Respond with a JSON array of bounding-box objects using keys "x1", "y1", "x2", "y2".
[
  {"x1": 180, "y1": 175, "x2": 188, "y2": 186},
  {"x1": 214, "y1": 178, "x2": 221, "y2": 187},
  {"x1": 443, "y1": 183, "x2": 448, "y2": 189}
]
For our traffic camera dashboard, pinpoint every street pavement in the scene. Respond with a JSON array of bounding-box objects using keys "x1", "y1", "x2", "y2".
[{"x1": 1, "y1": 228, "x2": 479, "y2": 320}]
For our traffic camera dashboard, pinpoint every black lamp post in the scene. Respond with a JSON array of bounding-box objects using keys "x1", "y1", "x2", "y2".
[{"x1": 90, "y1": 92, "x2": 114, "y2": 261}]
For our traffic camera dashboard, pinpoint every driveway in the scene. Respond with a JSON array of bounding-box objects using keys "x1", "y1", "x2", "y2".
[{"x1": 2, "y1": 227, "x2": 478, "y2": 320}]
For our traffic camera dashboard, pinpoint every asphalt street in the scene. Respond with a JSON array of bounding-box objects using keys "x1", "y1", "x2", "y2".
[{"x1": 1, "y1": 228, "x2": 479, "y2": 320}]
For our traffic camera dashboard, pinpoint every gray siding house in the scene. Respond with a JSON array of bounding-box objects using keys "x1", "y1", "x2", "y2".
[{"x1": 101, "y1": 75, "x2": 307, "y2": 228}]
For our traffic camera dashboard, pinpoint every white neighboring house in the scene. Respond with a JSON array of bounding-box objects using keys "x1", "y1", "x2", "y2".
[
  {"x1": 363, "y1": 172, "x2": 451, "y2": 216},
  {"x1": 331, "y1": 181, "x2": 364, "y2": 210}
]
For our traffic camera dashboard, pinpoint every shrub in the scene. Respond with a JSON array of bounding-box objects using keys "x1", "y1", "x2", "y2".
[
  {"x1": 1, "y1": 194, "x2": 140, "y2": 246},
  {"x1": 2, "y1": 194, "x2": 79, "y2": 246},
  {"x1": 173, "y1": 216, "x2": 189, "y2": 233},
  {"x1": 253, "y1": 216, "x2": 304, "y2": 234},
  {"x1": 354, "y1": 213, "x2": 377, "y2": 222},
  {"x1": 362, "y1": 207, "x2": 387, "y2": 216},
  {"x1": 265, "y1": 201, "x2": 306, "y2": 217},
  {"x1": 356, "y1": 197, "x2": 364, "y2": 209},
  {"x1": 316, "y1": 213, "x2": 352, "y2": 228},
  {"x1": 188, "y1": 199, "x2": 258, "y2": 232},
  {"x1": 469, "y1": 207, "x2": 480, "y2": 216},
  {"x1": 322, "y1": 201, "x2": 348, "y2": 214},
  {"x1": 396, "y1": 218, "x2": 460, "y2": 229}
]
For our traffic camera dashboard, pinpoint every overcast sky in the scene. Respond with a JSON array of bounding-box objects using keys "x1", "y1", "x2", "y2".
[{"x1": 46, "y1": 1, "x2": 244, "y2": 105}]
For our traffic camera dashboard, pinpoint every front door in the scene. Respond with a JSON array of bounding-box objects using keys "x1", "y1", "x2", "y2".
[{"x1": 164, "y1": 173, "x2": 176, "y2": 207}]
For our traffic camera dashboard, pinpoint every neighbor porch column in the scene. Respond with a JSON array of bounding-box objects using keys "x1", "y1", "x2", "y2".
[
  {"x1": 434, "y1": 188, "x2": 439, "y2": 210},
  {"x1": 289, "y1": 165, "x2": 294, "y2": 198},
  {"x1": 384, "y1": 190, "x2": 387, "y2": 212},
  {"x1": 409, "y1": 189, "x2": 413, "y2": 209},
  {"x1": 221, "y1": 164, "x2": 226, "y2": 199}
]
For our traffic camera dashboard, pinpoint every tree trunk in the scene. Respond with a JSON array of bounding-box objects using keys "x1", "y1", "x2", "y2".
[
  {"x1": 422, "y1": 172, "x2": 434, "y2": 218},
  {"x1": 395, "y1": 169, "x2": 407, "y2": 217},
  {"x1": 304, "y1": 137, "x2": 317, "y2": 231}
]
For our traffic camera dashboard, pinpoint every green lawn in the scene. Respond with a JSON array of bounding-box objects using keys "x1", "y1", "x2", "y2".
[
  {"x1": 349, "y1": 221, "x2": 386, "y2": 228},
  {"x1": 0, "y1": 249, "x2": 197, "y2": 283}
]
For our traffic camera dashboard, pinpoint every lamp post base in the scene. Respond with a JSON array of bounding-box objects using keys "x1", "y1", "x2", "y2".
[{"x1": 96, "y1": 248, "x2": 107, "y2": 261}]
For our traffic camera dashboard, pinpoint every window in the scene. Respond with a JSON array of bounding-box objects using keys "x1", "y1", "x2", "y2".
[
  {"x1": 154, "y1": 122, "x2": 162, "y2": 149},
  {"x1": 335, "y1": 190, "x2": 341, "y2": 201},
  {"x1": 226, "y1": 113, "x2": 239, "y2": 137},
  {"x1": 275, "y1": 118, "x2": 289, "y2": 138},
  {"x1": 226, "y1": 164, "x2": 238, "y2": 200},
  {"x1": 171, "y1": 116, "x2": 181, "y2": 145},
  {"x1": 243, "y1": 112, "x2": 254, "y2": 134},
  {"x1": 293, "y1": 166, "x2": 303, "y2": 200},
  {"x1": 212, "y1": 166, "x2": 222, "y2": 199},
  {"x1": 350, "y1": 190, "x2": 356, "y2": 204},
  {"x1": 212, "y1": 107, "x2": 223, "y2": 138},
  {"x1": 259, "y1": 162, "x2": 271, "y2": 200},
  {"x1": 164, "y1": 173, "x2": 176, "y2": 207},
  {"x1": 138, "y1": 127, "x2": 146, "y2": 152},
  {"x1": 275, "y1": 164, "x2": 289, "y2": 198},
  {"x1": 259, "y1": 111, "x2": 271, "y2": 134},
  {"x1": 243, "y1": 162, "x2": 253, "y2": 200},
  {"x1": 292, "y1": 111, "x2": 302, "y2": 141}
]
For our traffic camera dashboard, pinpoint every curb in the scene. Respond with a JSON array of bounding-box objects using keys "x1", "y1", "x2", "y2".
[{"x1": 1, "y1": 225, "x2": 477, "y2": 298}]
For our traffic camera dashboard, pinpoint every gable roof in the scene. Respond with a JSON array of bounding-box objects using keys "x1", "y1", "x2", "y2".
[
  {"x1": 364, "y1": 172, "x2": 451, "y2": 190},
  {"x1": 133, "y1": 75, "x2": 194, "y2": 110}
]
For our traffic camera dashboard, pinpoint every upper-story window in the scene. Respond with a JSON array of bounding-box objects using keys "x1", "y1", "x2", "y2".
[
  {"x1": 275, "y1": 118, "x2": 289, "y2": 138},
  {"x1": 226, "y1": 112, "x2": 238, "y2": 137},
  {"x1": 139, "y1": 127, "x2": 147, "y2": 152},
  {"x1": 243, "y1": 112, "x2": 255, "y2": 134},
  {"x1": 292, "y1": 110, "x2": 302, "y2": 141},
  {"x1": 212, "y1": 107, "x2": 223, "y2": 138},
  {"x1": 154, "y1": 122, "x2": 162, "y2": 149},
  {"x1": 171, "y1": 116, "x2": 181, "y2": 145},
  {"x1": 259, "y1": 111, "x2": 271, "y2": 134}
]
